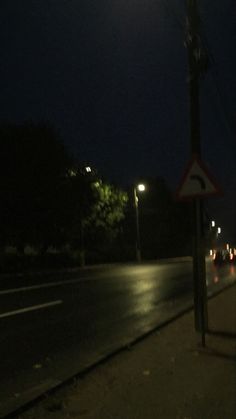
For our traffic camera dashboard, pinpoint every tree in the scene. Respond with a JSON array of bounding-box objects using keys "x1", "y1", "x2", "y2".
[
  {"x1": 0, "y1": 121, "x2": 71, "y2": 250},
  {"x1": 61, "y1": 166, "x2": 97, "y2": 251},
  {"x1": 0, "y1": 121, "x2": 128, "y2": 265},
  {"x1": 84, "y1": 180, "x2": 128, "y2": 258}
]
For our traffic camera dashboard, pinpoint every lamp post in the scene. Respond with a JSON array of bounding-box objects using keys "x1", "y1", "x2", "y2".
[
  {"x1": 79, "y1": 165, "x2": 93, "y2": 267},
  {"x1": 134, "y1": 184, "x2": 145, "y2": 262}
]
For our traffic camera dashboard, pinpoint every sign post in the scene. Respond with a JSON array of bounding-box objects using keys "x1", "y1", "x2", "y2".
[
  {"x1": 176, "y1": 156, "x2": 221, "y2": 345},
  {"x1": 193, "y1": 198, "x2": 207, "y2": 345},
  {"x1": 184, "y1": 0, "x2": 221, "y2": 346}
]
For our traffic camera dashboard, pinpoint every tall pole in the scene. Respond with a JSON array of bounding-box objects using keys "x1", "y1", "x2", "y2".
[
  {"x1": 80, "y1": 219, "x2": 85, "y2": 267},
  {"x1": 134, "y1": 187, "x2": 141, "y2": 262},
  {"x1": 186, "y1": 0, "x2": 201, "y2": 156},
  {"x1": 186, "y1": 0, "x2": 208, "y2": 341}
]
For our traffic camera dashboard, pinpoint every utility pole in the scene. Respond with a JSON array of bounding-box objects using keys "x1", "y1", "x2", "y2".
[
  {"x1": 186, "y1": 0, "x2": 208, "y2": 343},
  {"x1": 186, "y1": 0, "x2": 201, "y2": 155}
]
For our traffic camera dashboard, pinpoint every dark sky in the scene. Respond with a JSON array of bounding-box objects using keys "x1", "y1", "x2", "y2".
[{"x1": 1, "y1": 1, "x2": 236, "y2": 241}]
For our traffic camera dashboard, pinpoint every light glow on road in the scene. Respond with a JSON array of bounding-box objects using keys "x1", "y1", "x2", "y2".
[
  {"x1": 132, "y1": 279, "x2": 155, "y2": 295},
  {"x1": 0, "y1": 300, "x2": 63, "y2": 319}
]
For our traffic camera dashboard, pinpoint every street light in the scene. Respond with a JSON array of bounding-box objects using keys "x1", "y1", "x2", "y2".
[{"x1": 134, "y1": 184, "x2": 146, "y2": 262}]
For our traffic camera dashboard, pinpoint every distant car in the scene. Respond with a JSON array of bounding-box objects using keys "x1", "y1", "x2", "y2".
[
  {"x1": 229, "y1": 248, "x2": 236, "y2": 263},
  {"x1": 213, "y1": 249, "x2": 231, "y2": 264},
  {"x1": 213, "y1": 250, "x2": 224, "y2": 264}
]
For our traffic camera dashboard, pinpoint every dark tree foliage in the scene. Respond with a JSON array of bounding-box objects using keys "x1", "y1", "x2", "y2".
[
  {"x1": 139, "y1": 177, "x2": 193, "y2": 258},
  {"x1": 61, "y1": 167, "x2": 97, "y2": 249},
  {"x1": 0, "y1": 121, "x2": 71, "y2": 250},
  {"x1": 84, "y1": 180, "x2": 128, "y2": 262},
  {"x1": 0, "y1": 121, "x2": 193, "y2": 267},
  {"x1": 123, "y1": 177, "x2": 193, "y2": 259},
  {"x1": 0, "y1": 122, "x2": 128, "y2": 267}
]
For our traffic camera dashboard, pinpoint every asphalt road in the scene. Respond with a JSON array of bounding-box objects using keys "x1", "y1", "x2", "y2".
[{"x1": 0, "y1": 258, "x2": 236, "y2": 417}]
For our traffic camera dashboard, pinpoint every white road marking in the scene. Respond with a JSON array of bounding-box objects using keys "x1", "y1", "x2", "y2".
[
  {"x1": 0, "y1": 300, "x2": 63, "y2": 319},
  {"x1": 0, "y1": 277, "x2": 88, "y2": 295}
]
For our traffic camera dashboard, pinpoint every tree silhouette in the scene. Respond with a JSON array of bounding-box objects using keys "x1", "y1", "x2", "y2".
[{"x1": 0, "y1": 121, "x2": 70, "y2": 250}]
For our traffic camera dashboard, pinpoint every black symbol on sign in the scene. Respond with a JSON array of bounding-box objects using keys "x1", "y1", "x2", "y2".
[{"x1": 190, "y1": 175, "x2": 206, "y2": 190}]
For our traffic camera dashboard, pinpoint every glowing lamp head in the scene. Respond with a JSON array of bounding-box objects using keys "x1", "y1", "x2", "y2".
[{"x1": 137, "y1": 184, "x2": 145, "y2": 192}]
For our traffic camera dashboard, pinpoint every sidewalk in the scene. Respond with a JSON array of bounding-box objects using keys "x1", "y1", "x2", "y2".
[{"x1": 19, "y1": 285, "x2": 236, "y2": 419}]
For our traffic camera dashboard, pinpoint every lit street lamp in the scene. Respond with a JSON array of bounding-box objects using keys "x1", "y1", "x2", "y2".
[{"x1": 134, "y1": 184, "x2": 146, "y2": 262}]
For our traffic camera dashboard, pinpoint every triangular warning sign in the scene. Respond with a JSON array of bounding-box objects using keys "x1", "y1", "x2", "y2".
[{"x1": 176, "y1": 156, "x2": 222, "y2": 199}]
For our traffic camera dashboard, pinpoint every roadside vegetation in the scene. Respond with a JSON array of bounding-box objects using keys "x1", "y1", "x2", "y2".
[{"x1": 0, "y1": 121, "x2": 193, "y2": 272}]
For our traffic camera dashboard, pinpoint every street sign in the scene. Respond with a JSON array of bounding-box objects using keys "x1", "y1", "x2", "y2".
[{"x1": 176, "y1": 156, "x2": 222, "y2": 199}]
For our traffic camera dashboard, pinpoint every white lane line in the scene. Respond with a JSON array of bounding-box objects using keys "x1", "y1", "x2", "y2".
[
  {"x1": 0, "y1": 277, "x2": 86, "y2": 295},
  {"x1": 0, "y1": 300, "x2": 63, "y2": 319}
]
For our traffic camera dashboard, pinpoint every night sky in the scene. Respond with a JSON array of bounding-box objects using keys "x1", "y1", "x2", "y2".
[{"x1": 1, "y1": 1, "x2": 236, "y2": 241}]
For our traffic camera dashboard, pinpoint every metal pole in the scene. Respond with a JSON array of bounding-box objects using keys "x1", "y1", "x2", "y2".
[
  {"x1": 186, "y1": 0, "x2": 201, "y2": 155},
  {"x1": 80, "y1": 219, "x2": 85, "y2": 267},
  {"x1": 194, "y1": 198, "x2": 207, "y2": 342},
  {"x1": 134, "y1": 187, "x2": 141, "y2": 262},
  {"x1": 186, "y1": 0, "x2": 208, "y2": 338}
]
